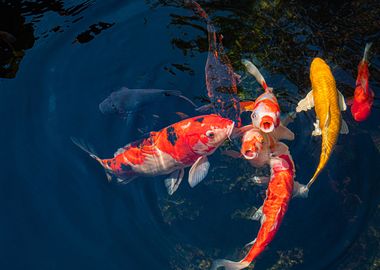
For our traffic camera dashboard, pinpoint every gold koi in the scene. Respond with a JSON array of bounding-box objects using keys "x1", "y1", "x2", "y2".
[{"x1": 296, "y1": 57, "x2": 349, "y2": 189}]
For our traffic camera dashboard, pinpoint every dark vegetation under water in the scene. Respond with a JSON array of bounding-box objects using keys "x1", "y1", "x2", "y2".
[{"x1": 1, "y1": 0, "x2": 380, "y2": 269}]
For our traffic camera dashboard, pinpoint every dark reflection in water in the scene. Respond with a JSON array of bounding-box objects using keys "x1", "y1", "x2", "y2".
[
  {"x1": 74, "y1": 22, "x2": 115, "y2": 44},
  {"x1": 0, "y1": 0, "x2": 94, "y2": 78},
  {"x1": 1, "y1": 0, "x2": 380, "y2": 270}
]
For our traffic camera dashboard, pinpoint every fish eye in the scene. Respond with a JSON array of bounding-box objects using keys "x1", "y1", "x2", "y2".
[{"x1": 206, "y1": 131, "x2": 215, "y2": 138}]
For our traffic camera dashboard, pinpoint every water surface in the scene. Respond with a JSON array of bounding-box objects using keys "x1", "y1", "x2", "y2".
[{"x1": 1, "y1": 1, "x2": 380, "y2": 269}]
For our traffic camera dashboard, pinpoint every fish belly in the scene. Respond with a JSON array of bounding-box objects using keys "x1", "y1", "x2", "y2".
[{"x1": 130, "y1": 147, "x2": 184, "y2": 176}]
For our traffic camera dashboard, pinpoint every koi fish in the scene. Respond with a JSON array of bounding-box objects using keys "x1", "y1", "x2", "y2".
[
  {"x1": 99, "y1": 87, "x2": 196, "y2": 117},
  {"x1": 225, "y1": 124, "x2": 294, "y2": 168},
  {"x1": 242, "y1": 59, "x2": 281, "y2": 133},
  {"x1": 296, "y1": 57, "x2": 349, "y2": 189},
  {"x1": 350, "y1": 43, "x2": 374, "y2": 121},
  {"x1": 212, "y1": 149, "x2": 295, "y2": 270},
  {"x1": 72, "y1": 114, "x2": 234, "y2": 195},
  {"x1": 189, "y1": 1, "x2": 241, "y2": 126}
]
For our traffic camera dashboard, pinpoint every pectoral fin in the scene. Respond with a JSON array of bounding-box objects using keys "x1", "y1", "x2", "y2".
[
  {"x1": 340, "y1": 119, "x2": 349, "y2": 134},
  {"x1": 270, "y1": 142, "x2": 289, "y2": 157},
  {"x1": 188, "y1": 156, "x2": 210, "y2": 188},
  {"x1": 164, "y1": 169, "x2": 184, "y2": 195},
  {"x1": 272, "y1": 124, "x2": 295, "y2": 141},
  {"x1": 338, "y1": 90, "x2": 347, "y2": 111},
  {"x1": 251, "y1": 206, "x2": 263, "y2": 221},
  {"x1": 221, "y1": 150, "x2": 242, "y2": 159},
  {"x1": 230, "y1": 124, "x2": 254, "y2": 139},
  {"x1": 296, "y1": 90, "x2": 314, "y2": 112}
]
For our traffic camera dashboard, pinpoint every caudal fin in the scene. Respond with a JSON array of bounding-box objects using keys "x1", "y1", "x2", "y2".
[
  {"x1": 211, "y1": 259, "x2": 250, "y2": 270},
  {"x1": 71, "y1": 137, "x2": 113, "y2": 181},
  {"x1": 186, "y1": 0, "x2": 210, "y2": 21},
  {"x1": 187, "y1": 0, "x2": 218, "y2": 52},
  {"x1": 363, "y1": 42, "x2": 373, "y2": 62},
  {"x1": 241, "y1": 59, "x2": 268, "y2": 91}
]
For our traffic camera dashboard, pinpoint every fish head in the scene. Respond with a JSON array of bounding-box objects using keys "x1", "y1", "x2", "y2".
[
  {"x1": 251, "y1": 93, "x2": 280, "y2": 133},
  {"x1": 251, "y1": 110, "x2": 280, "y2": 133},
  {"x1": 310, "y1": 58, "x2": 328, "y2": 78},
  {"x1": 240, "y1": 128, "x2": 264, "y2": 160},
  {"x1": 185, "y1": 115, "x2": 234, "y2": 155},
  {"x1": 99, "y1": 96, "x2": 118, "y2": 114}
]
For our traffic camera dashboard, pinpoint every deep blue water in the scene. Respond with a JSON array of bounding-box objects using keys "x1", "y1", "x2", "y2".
[{"x1": 1, "y1": 1, "x2": 380, "y2": 269}]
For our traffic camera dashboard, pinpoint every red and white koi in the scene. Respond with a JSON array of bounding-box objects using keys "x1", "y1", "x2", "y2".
[
  {"x1": 212, "y1": 148, "x2": 296, "y2": 270},
  {"x1": 350, "y1": 43, "x2": 374, "y2": 122},
  {"x1": 241, "y1": 59, "x2": 281, "y2": 133},
  {"x1": 73, "y1": 114, "x2": 234, "y2": 195}
]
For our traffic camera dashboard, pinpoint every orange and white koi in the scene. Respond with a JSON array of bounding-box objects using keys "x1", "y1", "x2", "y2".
[
  {"x1": 351, "y1": 43, "x2": 374, "y2": 122},
  {"x1": 241, "y1": 59, "x2": 281, "y2": 133},
  {"x1": 212, "y1": 148, "x2": 295, "y2": 270},
  {"x1": 73, "y1": 114, "x2": 234, "y2": 195},
  {"x1": 225, "y1": 124, "x2": 294, "y2": 168}
]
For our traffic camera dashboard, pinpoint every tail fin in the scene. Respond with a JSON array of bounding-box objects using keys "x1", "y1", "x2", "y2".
[
  {"x1": 211, "y1": 259, "x2": 250, "y2": 270},
  {"x1": 71, "y1": 137, "x2": 113, "y2": 181},
  {"x1": 307, "y1": 168, "x2": 321, "y2": 189},
  {"x1": 187, "y1": 0, "x2": 218, "y2": 52},
  {"x1": 241, "y1": 59, "x2": 268, "y2": 91},
  {"x1": 186, "y1": 0, "x2": 210, "y2": 21},
  {"x1": 363, "y1": 42, "x2": 373, "y2": 62}
]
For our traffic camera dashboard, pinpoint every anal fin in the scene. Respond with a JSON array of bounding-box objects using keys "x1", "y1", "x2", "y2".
[
  {"x1": 272, "y1": 124, "x2": 295, "y2": 141},
  {"x1": 340, "y1": 119, "x2": 349, "y2": 134}
]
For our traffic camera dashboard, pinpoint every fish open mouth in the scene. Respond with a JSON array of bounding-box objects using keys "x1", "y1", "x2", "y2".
[
  {"x1": 260, "y1": 116, "x2": 274, "y2": 133},
  {"x1": 243, "y1": 150, "x2": 258, "y2": 159}
]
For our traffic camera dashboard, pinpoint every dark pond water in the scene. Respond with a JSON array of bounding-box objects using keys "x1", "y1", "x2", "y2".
[{"x1": 1, "y1": 1, "x2": 380, "y2": 269}]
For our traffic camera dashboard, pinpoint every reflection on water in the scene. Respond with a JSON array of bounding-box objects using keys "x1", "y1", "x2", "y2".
[
  {"x1": 1, "y1": 0, "x2": 380, "y2": 270},
  {"x1": 74, "y1": 22, "x2": 115, "y2": 44},
  {"x1": 0, "y1": 0, "x2": 94, "y2": 78}
]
